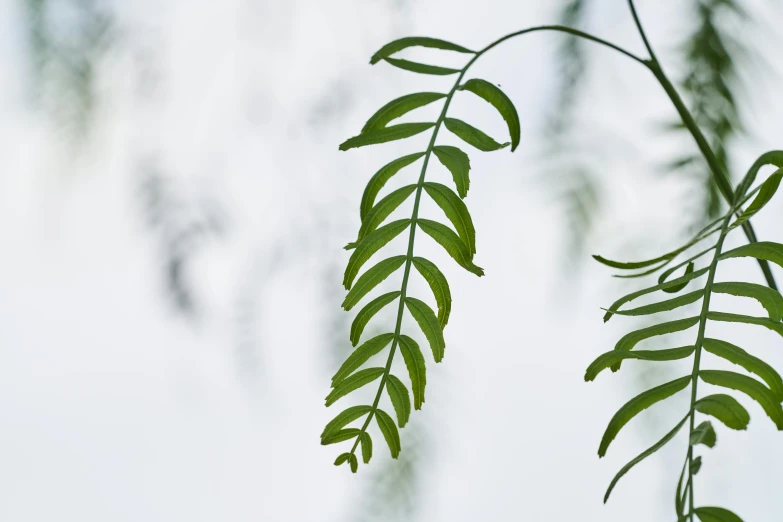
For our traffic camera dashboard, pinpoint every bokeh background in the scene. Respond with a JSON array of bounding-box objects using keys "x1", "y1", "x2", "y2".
[{"x1": 1, "y1": 0, "x2": 783, "y2": 520}]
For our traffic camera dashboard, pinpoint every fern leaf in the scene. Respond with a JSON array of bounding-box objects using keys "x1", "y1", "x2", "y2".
[
  {"x1": 343, "y1": 219, "x2": 410, "y2": 289},
  {"x1": 362, "y1": 93, "x2": 447, "y2": 133},
  {"x1": 332, "y1": 334, "x2": 395, "y2": 386},
  {"x1": 340, "y1": 123, "x2": 435, "y2": 151},
  {"x1": 342, "y1": 256, "x2": 406, "y2": 311},
  {"x1": 382, "y1": 57, "x2": 460, "y2": 76},
  {"x1": 702, "y1": 338, "x2": 783, "y2": 400},
  {"x1": 458, "y1": 79, "x2": 521, "y2": 151},
  {"x1": 412, "y1": 257, "x2": 451, "y2": 327},
  {"x1": 325, "y1": 367, "x2": 385, "y2": 407},
  {"x1": 598, "y1": 376, "x2": 691, "y2": 457},
  {"x1": 350, "y1": 292, "x2": 400, "y2": 347},
  {"x1": 398, "y1": 335, "x2": 426, "y2": 410},
  {"x1": 361, "y1": 153, "x2": 425, "y2": 221},
  {"x1": 699, "y1": 370, "x2": 783, "y2": 429},
  {"x1": 356, "y1": 186, "x2": 417, "y2": 242},
  {"x1": 432, "y1": 145, "x2": 471, "y2": 198},
  {"x1": 585, "y1": 346, "x2": 695, "y2": 382},
  {"x1": 423, "y1": 182, "x2": 476, "y2": 254},
  {"x1": 370, "y1": 37, "x2": 475, "y2": 65},
  {"x1": 694, "y1": 394, "x2": 749, "y2": 430},
  {"x1": 386, "y1": 375, "x2": 412, "y2": 427},
  {"x1": 375, "y1": 408, "x2": 401, "y2": 458},
  {"x1": 405, "y1": 297, "x2": 445, "y2": 362},
  {"x1": 443, "y1": 117, "x2": 509, "y2": 151},
  {"x1": 417, "y1": 219, "x2": 484, "y2": 276}
]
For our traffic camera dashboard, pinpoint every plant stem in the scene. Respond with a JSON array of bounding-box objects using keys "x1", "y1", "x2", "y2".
[{"x1": 627, "y1": 0, "x2": 778, "y2": 290}]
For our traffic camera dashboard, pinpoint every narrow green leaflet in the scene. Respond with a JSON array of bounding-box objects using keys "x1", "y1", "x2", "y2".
[
  {"x1": 348, "y1": 453, "x2": 358, "y2": 473},
  {"x1": 356, "y1": 185, "x2": 417, "y2": 242},
  {"x1": 584, "y1": 346, "x2": 695, "y2": 382},
  {"x1": 375, "y1": 408, "x2": 401, "y2": 458},
  {"x1": 603, "y1": 290, "x2": 703, "y2": 318},
  {"x1": 694, "y1": 394, "x2": 749, "y2": 430},
  {"x1": 350, "y1": 292, "x2": 400, "y2": 346},
  {"x1": 417, "y1": 219, "x2": 484, "y2": 276},
  {"x1": 322, "y1": 428, "x2": 363, "y2": 445},
  {"x1": 604, "y1": 415, "x2": 688, "y2": 502},
  {"x1": 383, "y1": 57, "x2": 460, "y2": 76},
  {"x1": 342, "y1": 256, "x2": 406, "y2": 311},
  {"x1": 458, "y1": 78, "x2": 521, "y2": 151},
  {"x1": 325, "y1": 367, "x2": 385, "y2": 407},
  {"x1": 702, "y1": 338, "x2": 783, "y2": 400},
  {"x1": 693, "y1": 506, "x2": 744, "y2": 522},
  {"x1": 444, "y1": 117, "x2": 510, "y2": 151},
  {"x1": 598, "y1": 376, "x2": 691, "y2": 457},
  {"x1": 661, "y1": 262, "x2": 695, "y2": 294},
  {"x1": 412, "y1": 257, "x2": 451, "y2": 327},
  {"x1": 332, "y1": 334, "x2": 395, "y2": 386},
  {"x1": 690, "y1": 421, "x2": 717, "y2": 448},
  {"x1": 405, "y1": 297, "x2": 446, "y2": 362},
  {"x1": 656, "y1": 247, "x2": 716, "y2": 285},
  {"x1": 386, "y1": 374, "x2": 412, "y2": 427},
  {"x1": 593, "y1": 251, "x2": 676, "y2": 270},
  {"x1": 603, "y1": 268, "x2": 710, "y2": 322},
  {"x1": 398, "y1": 335, "x2": 426, "y2": 410},
  {"x1": 699, "y1": 370, "x2": 783, "y2": 429},
  {"x1": 731, "y1": 168, "x2": 783, "y2": 229},
  {"x1": 359, "y1": 432, "x2": 372, "y2": 464},
  {"x1": 720, "y1": 241, "x2": 783, "y2": 270},
  {"x1": 423, "y1": 182, "x2": 476, "y2": 254},
  {"x1": 321, "y1": 405, "x2": 373, "y2": 441},
  {"x1": 334, "y1": 453, "x2": 351, "y2": 466},
  {"x1": 691, "y1": 456, "x2": 702, "y2": 475},
  {"x1": 712, "y1": 282, "x2": 783, "y2": 322},
  {"x1": 370, "y1": 37, "x2": 475, "y2": 65},
  {"x1": 362, "y1": 92, "x2": 447, "y2": 133},
  {"x1": 360, "y1": 153, "x2": 425, "y2": 221},
  {"x1": 432, "y1": 145, "x2": 470, "y2": 198},
  {"x1": 344, "y1": 219, "x2": 410, "y2": 289},
  {"x1": 706, "y1": 312, "x2": 783, "y2": 337},
  {"x1": 340, "y1": 123, "x2": 435, "y2": 151},
  {"x1": 611, "y1": 317, "x2": 699, "y2": 371}
]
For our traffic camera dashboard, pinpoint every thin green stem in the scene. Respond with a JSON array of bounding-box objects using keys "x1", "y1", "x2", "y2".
[{"x1": 627, "y1": 0, "x2": 778, "y2": 290}]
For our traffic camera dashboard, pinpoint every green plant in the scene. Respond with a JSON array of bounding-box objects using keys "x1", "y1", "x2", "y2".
[{"x1": 323, "y1": 1, "x2": 782, "y2": 519}]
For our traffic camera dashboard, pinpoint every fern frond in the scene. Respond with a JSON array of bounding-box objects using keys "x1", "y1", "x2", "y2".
[
  {"x1": 324, "y1": 36, "x2": 522, "y2": 471},
  {"x1": 589, "y1": 151, "x2": 783, "y2": 518}
]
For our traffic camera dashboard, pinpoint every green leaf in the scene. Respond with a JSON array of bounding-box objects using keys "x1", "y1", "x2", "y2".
[
  {"x1": 690, "y1": 420, "x2": 717, "y2": 448},
  {"x1": 423, "y1": 182, "x2": 476, "y2": 254},
  {"x1": 382, "y1": 57, "x2": 460, "y2": 76},
  {"x1": 405, "y1": 297, "x2": 446, "y2": 362},
  {"x1": 398, "y1": 335, "x2": 426, "y2": 410},
  {"x1": 458, "y1": 79, "x2": 521, "y2": 151},
  {"x1": 660, "y1": 262, "x2": 695, "y2": 294},
  {"x1": 321, "y1": 405, "x2": 373, "y2": 441},
  {"x1": 694, "y1": 506, "x2": 744, "y2": 522},
  {"x1": 340, "y1": 123, "x2": 435, "y2": 151},
  {"x1": 342, "y1": 256, "x2": 406, "y2": 311},
  {"x1": 603, "y1": 290, "x2": 703, "y2": 318},
  {"x1": 604, "y1": 415, "x2": 688, "y2": 503},
  {"x1": 444, "y1": 117, "x2": 510, "y2": 151},
  {"x1": 361, "y1": 153, "x2": 425, "y2": 222},
  {"x1": 359, "y1": 432, "x2": 372, "y2": 464},
  {"x1": 593, "y1": 253, "x2": 672, "y2": 270},
  {"x1": 370, "y1": 37, "x2": 475, "y2": 65},
  {"x1": 332, "y1": 334, "x2": 395, "y2": 386},
  {"x1": 654, "y1": 247, "x2": 716, "y2": 284},
  {"x1": 350, "y1": 292, "x2": 400, "y2": 347},
  {"x1": 356, "y1": 185, "x2": 417, "y2": 242},
  {"x1": 412, "y1": 257, "x2": 451, "y2": 327},
  {"x1": 348, "y1": 453, "x2": 358, "y2": 473},
  {"x1": 720, "y1": 241, "x2": 783, "y2": 270},
  {"x1": 603, "y1": 268, "x2": 710, "y2": 322},
  {"x1": 375, "y1": 408, "x2": 401, "y2": 458},
  {"x1": 731, "y1": 168, "x2": 783, "y2": 229},
  {"x1": 611, "y1": 317, "x2": 699, "y2": 371},
  {"x1": 691, "y1": 456, "x2": 702, "y2": 475},
  {"x1": 386, "y1": 374, "x2": 412, "y2": 427},
  {"x1": 344, "y1": 219, "x2": 410, "y2": 289},
  {"x1": 694, "y1": 394, "x2": 749, "y2": 430},
  {"x1": 584, "y1": 346, "x2": 695, "y2": 382},
  {"x1": 362, "y1": 92, "x2": 447, "y2": 133},
  {"x1": 334, "y1": 453, "x2": 351, "y2": 466},
  {"x1": 417, "y1": 219, "x2": 484, "y2": 276},
  {"x1": 432, "y1": 146, "x2": 471, "y2": 198},
  {"x1": 699, "y1": 370, "x2": 783, "y2": 429},
  {"x1": 325, "y1": 367, "x2": 385, "y2": 407},
  {"x1": 712, "y1": 282, "x2": 783, "y2": 322},
  {"x1": 703, "y1": 338, "x2": 783, "y2": 400},
  {"x1": 598, "y1": 376, "x2": 691, "y2": 457},
  {"x1": 322, "y1": 428, "x2": 363, "y2": 445},
  {"x1": 706, "y1": 312, "x2": 783, "y2": 337}
]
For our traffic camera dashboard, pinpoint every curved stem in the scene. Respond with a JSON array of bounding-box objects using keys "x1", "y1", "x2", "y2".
[{"x1": 627, "y1": 0, "x2": 778, "y2": 290}]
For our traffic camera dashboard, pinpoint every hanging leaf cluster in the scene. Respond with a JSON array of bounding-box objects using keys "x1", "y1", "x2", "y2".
[
  {"x1": 323, "y1": 36, "x2": 521, "y2": 471},
  {"x1": 590, "y1": 152, "x2": 783, "y2": 521}
]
